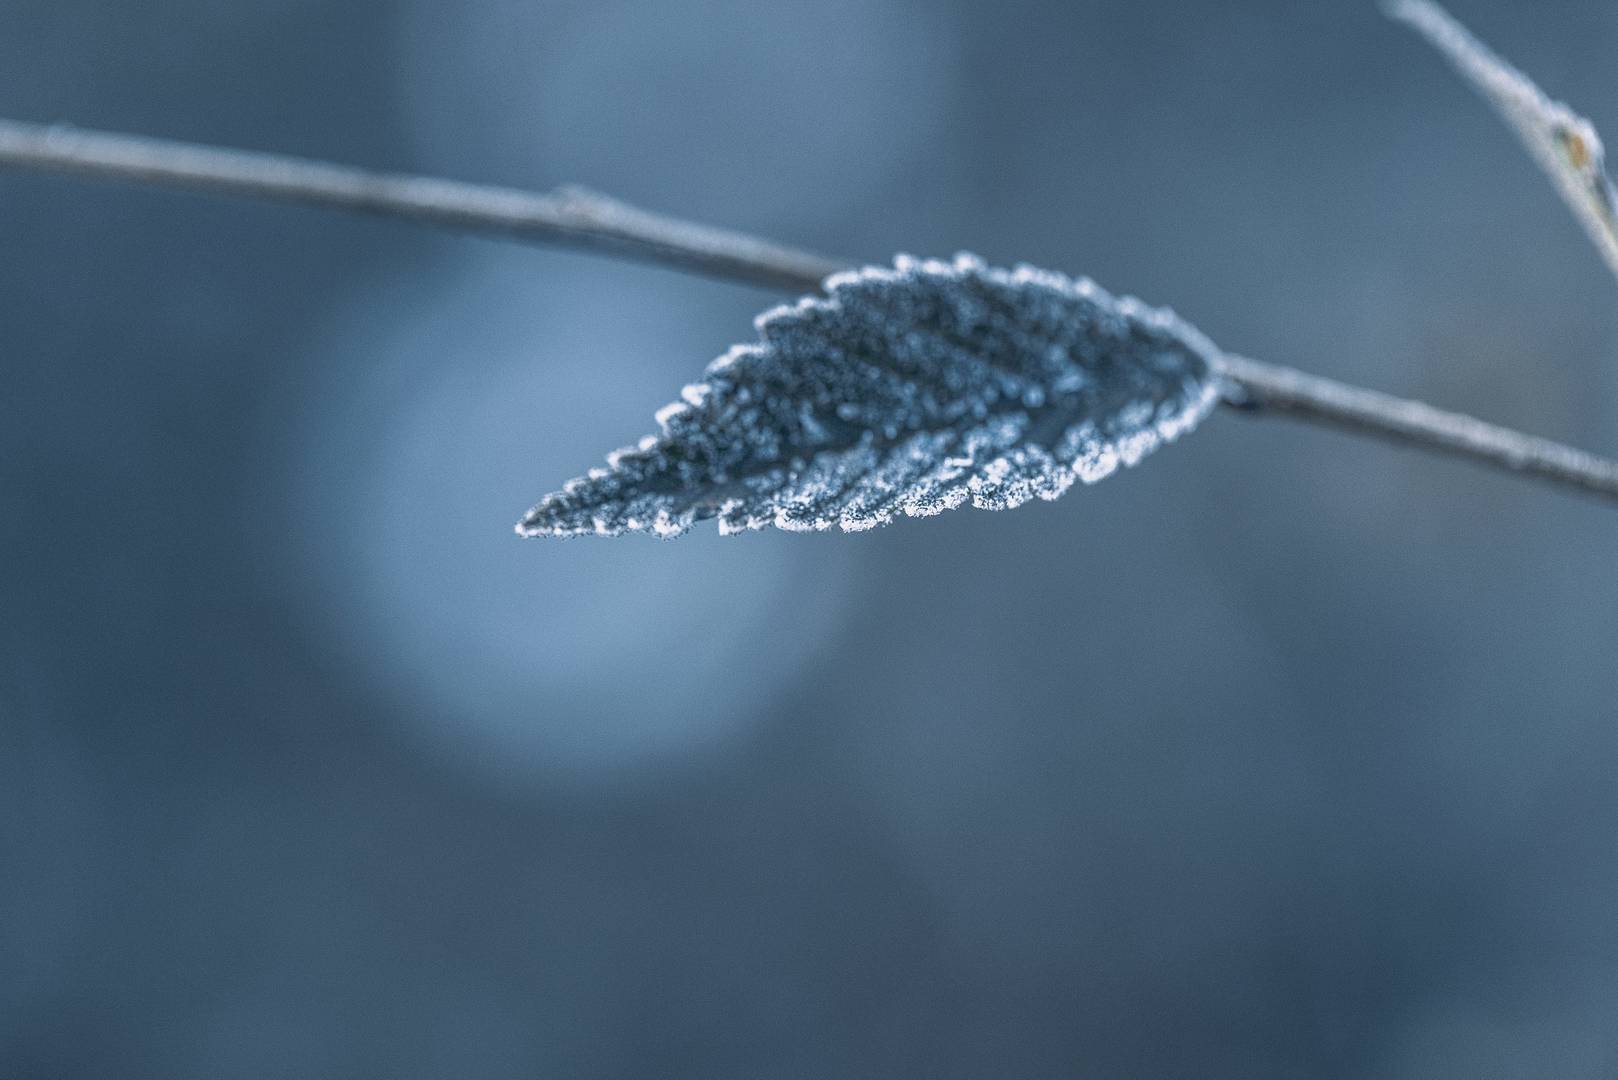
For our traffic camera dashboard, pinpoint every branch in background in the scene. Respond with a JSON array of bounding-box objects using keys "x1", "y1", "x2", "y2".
[
  {"x1": 1, "y1": 116, "x2": 1615, "y2": 508},
  {"x1": 1387, "y1": 0, "x2": 1618, "y2": 284}
]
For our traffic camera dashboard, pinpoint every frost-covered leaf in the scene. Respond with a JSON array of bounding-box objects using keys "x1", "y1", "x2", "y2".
[
  {"x1": 1387, "y1": 0, "x2": 1618, "y2": 281},
  {"x1": 517, "y1": 254, "x2": 1224, "y2": 539}
]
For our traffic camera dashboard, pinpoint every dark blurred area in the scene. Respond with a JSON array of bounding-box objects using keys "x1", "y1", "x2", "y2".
[{"x1": 3, "y1": 1, "x2": 1617, "y2": 1075}]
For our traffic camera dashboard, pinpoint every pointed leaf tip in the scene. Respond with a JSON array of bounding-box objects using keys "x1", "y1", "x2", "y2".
[{"x1": 517, "y1": 254, "x2": 1225, "y2": 539}]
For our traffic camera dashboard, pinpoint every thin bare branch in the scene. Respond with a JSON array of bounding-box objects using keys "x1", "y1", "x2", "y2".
[
  {"x1": 1, "y1": 116, "x2": 1614, "y2": 508},
  {"x1": 1386, "y1": 0, "x2": 1618, "y2": 284},
  {"x1": 1220, "y1": 355, "x2": 1618, "y2": 502},
  {"x1": 0, "y1": 119, "x2": 843, "y2": 292}
]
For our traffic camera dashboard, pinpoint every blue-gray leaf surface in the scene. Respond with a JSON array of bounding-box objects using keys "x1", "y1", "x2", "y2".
[{"x1": 517, "y1": 254, "x2": 1226, "y2": 538}]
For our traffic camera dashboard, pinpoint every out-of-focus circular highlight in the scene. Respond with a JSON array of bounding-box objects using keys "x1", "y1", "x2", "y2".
[
  {"x1": 270, "y1": 253, "x2": 855, "y2": 788},
  {"x1": 392, "y1": 0, "x2": 961, "y2": 228}
]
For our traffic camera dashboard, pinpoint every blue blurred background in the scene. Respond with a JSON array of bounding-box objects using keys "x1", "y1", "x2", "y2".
[{"x1": 3, "y1": 1, "x2": 1617, "y2": 1075}]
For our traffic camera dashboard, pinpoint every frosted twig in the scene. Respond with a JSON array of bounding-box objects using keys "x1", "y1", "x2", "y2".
[
  {"x1": 0, "y1": 119, "x2": 843, "y2": 292},
  {"x1": 0, "y1": 116, "x2": 1615, "y2": 508},
  {"x1": 1220, "y1": 356, "x2": 1618, "y2": 502},
  {"x1": 1387, "y1": 0, "x2": 1618, "y2": 282}
]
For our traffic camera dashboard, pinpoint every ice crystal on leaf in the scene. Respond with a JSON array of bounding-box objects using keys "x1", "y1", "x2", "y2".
[{"x1": 517, "y1": 254, "x2": 1225, "y2": 538}]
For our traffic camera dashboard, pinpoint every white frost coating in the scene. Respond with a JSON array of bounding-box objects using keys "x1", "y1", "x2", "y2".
[
  {"x1": 1387, "y1": 0, "x2": 1618, "y2": 281},
  {"x1": 517, "y1": 254, "x2": 1225, "y2": 538}
]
